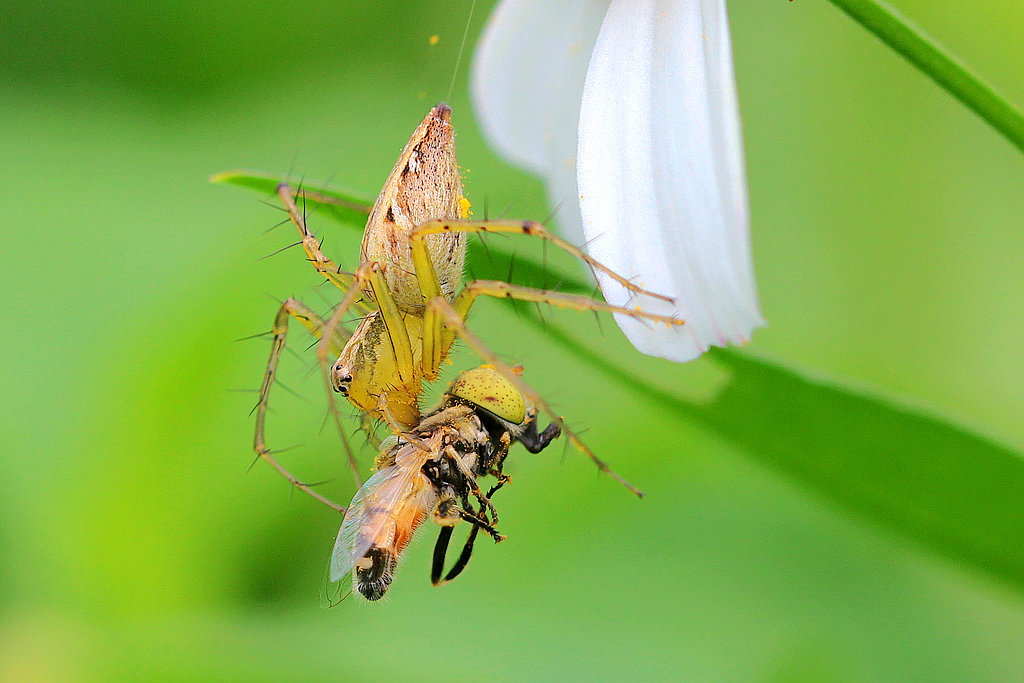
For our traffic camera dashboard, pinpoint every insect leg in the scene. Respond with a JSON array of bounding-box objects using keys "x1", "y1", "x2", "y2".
[
  {"x1": 431, "y1": 526, "x2": 455, "y2": 586},
  {"x1": 441, "y1": 445, "x2": 500, "y2": 525},
  {"x1": 433, "y1": 525, "x2": 481, "y2": 586},
  {"x1": 253, "y1": 298, "x2": 352, "y2": 509},
  {"x1": 427, "y1": 298, "x2": 644, "y2": 498},
  {"x1": 441, "y1": 488, "x2": 505, "y2": 544},
  {"x1": 457, "y1": 509, "x2": 504, "y2": 542},
  {"x1": 517, "y1": 417, "x2": 562, "y2": 454},
  {"x1": 434, "y1": 480, "x2": 506, "y2": 586}
]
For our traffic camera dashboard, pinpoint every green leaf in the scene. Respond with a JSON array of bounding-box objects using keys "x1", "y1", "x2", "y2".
[
  {"x1": 825, "y1": 0, "x2": 1024, "y2": 153},
  {"x1": 534, "y1": 316, "x2": 1024, "y2": 593},
  {"x1": 704, "y1": 349, "x2": 1024, "y2": 589},
  {"x1": 210, "y1": 169, "x2": 374, "y2": 228}
]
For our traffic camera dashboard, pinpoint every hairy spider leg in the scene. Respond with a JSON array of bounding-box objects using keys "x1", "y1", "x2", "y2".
[
  {"x1": 277, "y1": 181, "x2": 426, "y2": 428},
  {"x1": 411, "y1": 218, "x2": 673, "y2": 302},
  {"x1": 253, "y1": 297, "x2": 356, "y2": 508},
  {"x1": 427, "y1": 298, "x2": 645, "y2": 498},
  {"x1": 409, "y1": 219, "x2": 684, "y2": 379}
]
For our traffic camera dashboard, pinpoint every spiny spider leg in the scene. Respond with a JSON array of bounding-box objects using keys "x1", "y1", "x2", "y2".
[
  {"x1": 408, "y1": 217, "x2": 684, "y2": 381},
  {"x1": 410, "y1": 218, "x2": 674, "y2": 303},
  {"x1": 428, "y1": 298, "x2": 644, "y2": 498},
  {"x1": 254, "y1": 298, "x2": 354, "y2": 508},
  {"x1": 276, "y1": 182, "x2": 376, "y2": 314},
  {"x1": 417, "y1": 279, "x2": 683, "y2": 380},
  {"x1": 455, "y1": 280, "x2": 681, "y2": 323}
]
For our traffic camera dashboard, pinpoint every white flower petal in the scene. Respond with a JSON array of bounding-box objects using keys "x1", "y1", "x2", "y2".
[
  {"x1": 471, "y1": 0, "x2": 608, "y2": 244},
  {"x1": 577, "y1": 0, "x2": 762, "y2": 361}
]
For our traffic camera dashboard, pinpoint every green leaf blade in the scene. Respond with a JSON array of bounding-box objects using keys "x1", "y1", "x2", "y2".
[
  {"x1": 700, "y1": 348, "x2": 1024, "y2": 590},
  {"x1": 533, "y1": 313, "x2": 1024, "y2": 593},
  {"x1": 211, "y1": 169, "x2": 374, "y2": 228}
]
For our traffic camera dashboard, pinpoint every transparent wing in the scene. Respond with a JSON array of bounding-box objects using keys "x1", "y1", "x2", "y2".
[{"x1": 329, "y1": 443, "x2": 433, "y2": 582}]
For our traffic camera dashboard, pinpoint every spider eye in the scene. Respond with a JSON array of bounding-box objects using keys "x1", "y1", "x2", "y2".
[{"x1": 331, "y1": 363, "x2": 353, "y2": 394}]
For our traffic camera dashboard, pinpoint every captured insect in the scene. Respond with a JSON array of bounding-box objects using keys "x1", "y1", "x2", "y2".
[
  {"x1": 219, "y1": 103, "x2": 684, "y2": 502},
  {"x1": 331, "y1": 365, "x2": 560, "y2": 600}
]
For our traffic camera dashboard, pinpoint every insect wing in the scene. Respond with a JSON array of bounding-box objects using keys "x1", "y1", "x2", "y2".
[
  {"x1": 330, "y1": 465, "x2": 400, "y2": 581},
  {"x1": 329, "y1": 454, "x2": 428, "y2": 582}
]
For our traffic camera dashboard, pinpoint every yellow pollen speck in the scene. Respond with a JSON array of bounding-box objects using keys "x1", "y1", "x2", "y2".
[
  {"x1": 429, "y1": 35, "x2": 440, "y2": 45},
  {"x1": 458, "y1": 196, "x2": 472, "y2": 218}
]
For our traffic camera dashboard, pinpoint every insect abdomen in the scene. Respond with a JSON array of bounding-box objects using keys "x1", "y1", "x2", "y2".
[{"x1": 355, "y1": 547, "x2": 398, "y2": 601}]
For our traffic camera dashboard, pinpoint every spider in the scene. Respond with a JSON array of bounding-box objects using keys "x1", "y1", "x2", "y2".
[{"x1": 220, "y1": 103, "x2": 683, "y2": 502}]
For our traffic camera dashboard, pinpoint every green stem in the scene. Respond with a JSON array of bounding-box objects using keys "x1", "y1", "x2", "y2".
[{"x1": 824, "y1": 0, "x2": 1024, "y2": 153}]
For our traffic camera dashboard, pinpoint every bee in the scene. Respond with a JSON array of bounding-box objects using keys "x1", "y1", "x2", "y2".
[
  {"x1": 235, "y1": 103, "x2": 684, "y2": 499},
  {"x1": 330, "y1": 365, "x2": 560, "y2": 600}
]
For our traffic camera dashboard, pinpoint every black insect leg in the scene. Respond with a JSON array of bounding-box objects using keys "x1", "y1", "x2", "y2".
[
  {"x1": 438, "y1": 524, "x2": 481, "y2": 585},
  {"x1": 442, "y1": 446, "x2": 502, "y2": 526},
  {"x1": 431, "y1": 481, "x2": 507, "y2": 586},
  {"x1": 431, "y1": 525, "x2": 455, "y2": 586},
  {"x1": 457, "y1": 508, "x2": 503, "y2": 542},
  {"x1": 518, "y1": 418, "x2": 561, "y2": 454}
]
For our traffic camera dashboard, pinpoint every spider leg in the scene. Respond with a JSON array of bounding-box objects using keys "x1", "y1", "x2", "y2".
[
  {"x1": 427, "y1": 298, "x2": 644, "y2": 498},
  {"x1": 276, "y1": 183, "x2": 374, "y2": 308},
  {"x1": 410, "y1": 218, "x2": 674, "y2": 302},
  {"x1": 253, "y1": 298, "x2": 355, "y2": 509}
]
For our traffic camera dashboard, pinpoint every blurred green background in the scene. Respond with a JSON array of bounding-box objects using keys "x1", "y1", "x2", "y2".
[{"x1": 2, "y1": 1, "x2": 1023, "y2": 680}]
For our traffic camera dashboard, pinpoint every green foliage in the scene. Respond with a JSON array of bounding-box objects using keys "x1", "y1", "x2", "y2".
[
  {"x1": 4, "y1": 0, "x2": 1024, "y2": 680},
  {"x1": 702, "y1": 349, "x2": 1024, "y2": 590}
]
